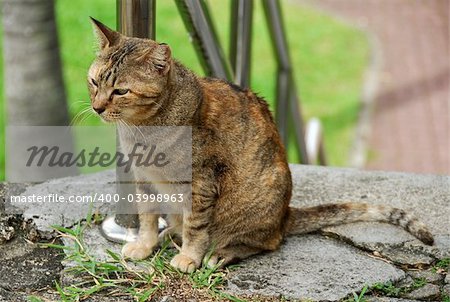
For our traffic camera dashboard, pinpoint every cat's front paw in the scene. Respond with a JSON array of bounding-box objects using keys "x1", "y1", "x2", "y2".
[
  {"x1": 170, "y1": 253, "x2": 199, "y2": 273},
  {"x1": 122, "y1": 241, "x2": 154, "y2": 260},
  {"x1": 205, "y1": 254, "x2": 220, "y2": 269}
]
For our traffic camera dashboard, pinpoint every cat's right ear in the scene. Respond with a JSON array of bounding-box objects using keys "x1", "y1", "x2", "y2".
[{"x1": 90, "y1": 17, "x2": 121, "y2": 50}]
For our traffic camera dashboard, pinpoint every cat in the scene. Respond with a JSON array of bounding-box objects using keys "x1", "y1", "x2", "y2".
[{"x1": 87, "y1": 18, "x2": 434, "y2": 273}]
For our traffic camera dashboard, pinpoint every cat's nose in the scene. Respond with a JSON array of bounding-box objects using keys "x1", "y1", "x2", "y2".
[{"x1": 93, "y1": 106, "x2": 106, "y2": 114}]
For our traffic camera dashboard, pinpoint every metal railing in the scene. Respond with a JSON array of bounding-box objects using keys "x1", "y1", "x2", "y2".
[
  {"x1": 175, "y1": 0, "x2": 312, "y2": 163},
  {"x1": 101, "y1": 0, "x2": 327, "y2": 243},
  {"x1": 114, "y1": 0, "x2": 328, "y2": 164}
]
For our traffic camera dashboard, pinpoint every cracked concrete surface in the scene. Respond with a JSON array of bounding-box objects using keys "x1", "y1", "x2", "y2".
[
  {"x1": 0, "y1": 165, "x2": 449, "y2": 301},
  {"x1": 226, "y1": 235, "x2": 405, "y2": 301}
]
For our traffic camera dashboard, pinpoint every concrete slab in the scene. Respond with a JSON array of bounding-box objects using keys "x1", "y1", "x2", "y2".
[
  {"x1": 7, "y1": 170, "x2": 116, "y2": 237},
  {"x1": 226, "y1": 235, "x2": 404, "y2": 301},
  {"x1": 404, "y1": 283, "x2": 441, "y2": 300},
  {"x1": 1, "y1": 164, "x2": 448, "y2": 301},
  {"x1": 365, "y1": 298, "x2": 421, "y2": 302},
  {"x1": 289, "y1": 165, "x2": 450, "y2": 255}
]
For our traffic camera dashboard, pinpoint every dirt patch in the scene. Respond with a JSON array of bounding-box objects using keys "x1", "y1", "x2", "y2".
[{"x1": 0, "y1": 238, "x2": 63, "y2": 291}]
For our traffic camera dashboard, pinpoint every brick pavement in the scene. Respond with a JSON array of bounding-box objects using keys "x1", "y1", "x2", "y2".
[{"x1": 297, "y1": 0, "x2": 449, "y2": 175}]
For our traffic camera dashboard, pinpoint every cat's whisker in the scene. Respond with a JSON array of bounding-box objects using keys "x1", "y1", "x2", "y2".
[
  {"x1": 70, "y1": 109, "x2": 86, "y2": 126},
  {"x1": 122, "y1": 121, "x2": 140, "y2": 144},
  {"x1": 123, "y1": 120, "x2": 139, "y2": 142},
  {"x1": 78, "y1": 110, "x2": 96, "y2": 125},
  {"x1": 132, "y1": 124, "x2": 146, "y2": 143},
  {"x1": 69, "y1": 100, "x2": 91, "y2": 110},
  {"x1": 74, "y1": 108, "x2": 95, "y2": 126},
  {"x1": 118, "y1": 119, "x2": 132, "y2": 137},
  {"x1": 71, "y1": 107, "x2": 93, "y2": 126}
]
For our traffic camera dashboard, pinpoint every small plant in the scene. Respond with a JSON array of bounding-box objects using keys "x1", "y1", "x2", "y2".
[
  {"x1": 352, "y1": 285, "x2": 368, "y2": 302},
  {"x1": 371, "y1": 281, "x2": 402, "y2": 297},
  {"x1": 410, "y1": 277, "x2": 427, "y2": 290},
  {"x1": 370, "y1": 277, "x2": 427, "y2": 298},
  {"x1": 41, "y1": 210, "x2": 246, "y2": 301},
  {"x1": 433, "y1": 258, "x2": 450, "y2": 273}
]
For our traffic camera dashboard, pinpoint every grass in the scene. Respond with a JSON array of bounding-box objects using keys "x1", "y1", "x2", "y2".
[
  {"x1": 351, "y1": 285, "x2": 368, "y2": 302},
  {"x1": 0, "y1": 1, "x2": 369, "y2": 180},
  {"x1": 34, "y1": 214, "x2": 311, "y2": 301},
  {"x1": 343, "y1": 276, "x2": 434, "y2": 302},
  {"x1": 369, "y1": 278, "x2": 427, "y2": 298},
  {"x1": 433, "y1": 258, "x2": 450, "y2": 271},
  {"x1": 34, "y1": 210, "x2": 249, "y2": 302}
]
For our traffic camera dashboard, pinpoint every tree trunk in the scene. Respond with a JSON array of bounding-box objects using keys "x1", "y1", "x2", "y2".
[
  {"x1": 2, "y1": 0, "x2": 70, "y2": 126},
  {"x1": 2, "y1": 0, "x2": 77, "y2": 180}
]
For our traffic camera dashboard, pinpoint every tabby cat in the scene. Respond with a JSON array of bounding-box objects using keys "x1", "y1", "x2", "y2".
[{"x1": 88, "y1": 19, "x2": 433, "y2": 273}]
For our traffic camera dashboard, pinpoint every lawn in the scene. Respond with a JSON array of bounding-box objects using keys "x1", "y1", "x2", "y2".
[{"x1": 0, "y1": 1, "x2": 369, "y2": 180}]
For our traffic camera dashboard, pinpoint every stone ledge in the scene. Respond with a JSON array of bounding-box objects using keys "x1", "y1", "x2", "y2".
[
  {"x1": 1, "y1": 164, "x2": 449, "y2": 301},
  {"x1": 226, "y1": 165, "x2": 449, "y2": 300}
]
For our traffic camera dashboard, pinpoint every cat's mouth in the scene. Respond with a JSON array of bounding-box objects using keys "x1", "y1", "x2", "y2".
[{"x1": 97, "y1": 110, "x2": 122, "y2": 123}]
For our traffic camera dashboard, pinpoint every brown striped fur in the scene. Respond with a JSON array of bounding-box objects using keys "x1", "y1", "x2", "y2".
[{"x1": 88, "y1": 20, "x2": 433, "y2": 273}]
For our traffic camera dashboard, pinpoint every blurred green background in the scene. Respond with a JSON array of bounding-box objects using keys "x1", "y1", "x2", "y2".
[{"x1": 0, "y1": 0, "x2": 369, "y2": 180}]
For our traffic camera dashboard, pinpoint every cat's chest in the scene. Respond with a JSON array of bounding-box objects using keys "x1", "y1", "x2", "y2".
[{"x1": 117, "y1": 127, "x2": 192, "y2": 183}]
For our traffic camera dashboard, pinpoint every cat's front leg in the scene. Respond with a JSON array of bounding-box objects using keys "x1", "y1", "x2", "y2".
[
  {"x1": 121, "y1": 183, "x2": 160, "y2": 260},
  {"x1": 170, "y1": 194, "x2": 215, "y2": 273},
  {"x1": 170, "y1": 210, "x2": 210, "y2": 273},
  {"x1": 122, "y1": 213, "x2": 159, "y2": 260}
]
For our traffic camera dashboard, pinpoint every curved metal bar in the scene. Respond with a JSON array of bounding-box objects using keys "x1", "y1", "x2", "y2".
[
  {"x1": 229, "y1": 0, "x2": 253, "y2": 88},
  {"x1": 117, "y1": 0, "x2": 156, "y2": 39},
  {"x1": 103, "y1": 0, "x2": 159, "y2": 239},
  {"x1": 261, "y1": 0, "x2": 309, "y2": 164},
  {"x1": 175, "y1": 0, "x2": 232, "y2": 80}
]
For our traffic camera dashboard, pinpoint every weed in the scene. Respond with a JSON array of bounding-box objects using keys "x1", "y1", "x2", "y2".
[
  {"x1": 27, "y1": 297, "x2": 44, "y2": 302},
  {"x1": 410, "y1": 277, "x2": 427, "y2": 290},
  {"x1": 433, "y1": 258, "x2": 450, "y2": 272},
  {"x1": 42, "y1": 211, "x2": 245, "y2": 301},
  {"x1": 371, "y1": 281, "x2": 402, "y2": 297},
  {"x1": 352, "y1": 285, "x2": 368, "y2": 302},
  {"x1": 370, "y1": 277, "x2": 427, "y2": 298}
]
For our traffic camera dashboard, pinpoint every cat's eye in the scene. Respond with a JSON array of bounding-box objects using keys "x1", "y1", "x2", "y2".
[
  {"x1": 113, "y1": 88, "x2": 129, "y2": 96},
  {"x1": 90, "y1": 78, "x2": 98, "y2": 87}
]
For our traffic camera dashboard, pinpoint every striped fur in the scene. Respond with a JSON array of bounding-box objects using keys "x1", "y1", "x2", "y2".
[
  {"x1": 285, "y1": 203, "x2": 434, "y2": 245},
  {"x1": 88, "y1": 20, "x2": 434, "y2": 273}
]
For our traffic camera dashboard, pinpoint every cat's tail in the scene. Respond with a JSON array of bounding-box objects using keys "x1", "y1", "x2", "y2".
[{"x1": 285, "y1": 202, "x2": 434, "y2": 245}]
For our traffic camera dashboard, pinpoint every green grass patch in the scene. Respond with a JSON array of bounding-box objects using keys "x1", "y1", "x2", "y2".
[
  {"x1": 369, "y1": 278, "x2": 427, "y2": 298},
  {"x1": 0, "y1": 1, "x2": 369, "y2": 180},
  {"x1": 38, "y1": 211, "x2": 246, "y2": 301},
  {"x1": 351, "y1": 285, "x2": 368, "y2": 302},
  {"x1": 433, "y1": 257, "x2": 450, "y2": 271}
]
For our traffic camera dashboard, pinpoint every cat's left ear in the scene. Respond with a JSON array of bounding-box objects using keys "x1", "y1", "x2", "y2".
[
  {"x1": 90, "y1": 17, "x2": 121, "y2": 50},
  {"x1": 152, "y1": 43, "x2": 172, "y2": 75}
]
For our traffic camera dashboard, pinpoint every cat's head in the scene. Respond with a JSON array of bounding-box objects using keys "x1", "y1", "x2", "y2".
[{"x1": 88, "y1": 18, "x2": 172, "y2": 124}]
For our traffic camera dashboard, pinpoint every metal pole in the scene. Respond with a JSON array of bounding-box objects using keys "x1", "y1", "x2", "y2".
[
  {"x1": 175, "y1": 0, "x2": 232, "y2": 80},
  {"x1": 289, "y1": 84, "x2": 309, "y2": 164},
  {"x1": 117, "y1": 0, "x2": 156, "y2": 39},
  {"x1": 101, "y1": 0, "x2": 156, "y2": 243},
  {"x1": 229, "y1": 0, "x2": 253, "y2": 88},
  {"x1": 261, "y1": 0, "x2": 309, "y2": 164}
]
